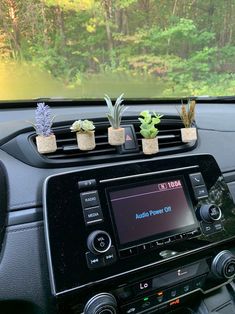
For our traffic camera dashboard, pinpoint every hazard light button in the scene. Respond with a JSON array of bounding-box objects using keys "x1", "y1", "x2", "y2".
[{"x1": 119, "y1": 125, "x2": 139, "y2": 153}]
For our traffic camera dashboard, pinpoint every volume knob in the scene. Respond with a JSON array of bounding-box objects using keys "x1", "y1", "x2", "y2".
[
  {"x1": 198, "y1": 204, "x2": 222, "y2": 223},
  {"x1": 84, "y1": 293, "x2": 117, "y2": 314},
  {"x1": 87, "y1": 230, "x2": 112, "y2": 254}
]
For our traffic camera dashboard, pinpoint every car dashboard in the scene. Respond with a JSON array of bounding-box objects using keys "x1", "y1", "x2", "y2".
[{"x1": 0, "y1": 101, "x2": 235, "y2": 314}]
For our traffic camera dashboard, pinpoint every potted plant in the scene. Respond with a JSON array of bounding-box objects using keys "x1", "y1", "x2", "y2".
[
  {"x1": 70, "y1": 119, "x2": 96, "y2": 151},
  {"x1": 178, "y1": 99, "x2": 197, "y2": 143},
  {"x1": 33, "y1": 102, "x2": 57, "y2": 154},
  {"x1": 139, "y1": 110, "x2": 163, "y2": 155},
  {"x1": 104, "y1": 93, "x2": 127, "y2": 146}
]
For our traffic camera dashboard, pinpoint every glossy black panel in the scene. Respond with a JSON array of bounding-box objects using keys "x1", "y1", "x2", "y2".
[{"x1": 44, "y1": 154, "x2": 235, "y2": 294}]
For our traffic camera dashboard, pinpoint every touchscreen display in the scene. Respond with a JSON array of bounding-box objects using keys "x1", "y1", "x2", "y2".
[{"x1": 109, "y1": 178, "x2": 196, "y2": 245}]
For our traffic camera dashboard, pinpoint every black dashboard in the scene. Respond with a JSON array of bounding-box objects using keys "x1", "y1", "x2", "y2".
[{"x1": 1, "y1": 102, "x2": 235, "y2": 314}]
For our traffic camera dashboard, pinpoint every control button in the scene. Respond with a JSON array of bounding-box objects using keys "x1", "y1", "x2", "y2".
[
  {"x1": 211, "y1": 250, "x2": 235, "y2": 279},
  {"x1": 193, "y1": 276, "x2": 206, "y2": 289},
  {"x1": 78, "y1": 179, "x2": 96, "y2": 190},
  {"x1": 83, "y1": 206, "x2": 103, "y2": 225},
  {"x1": 156, "y1": 240, "x2": 164, "y2": 246},
  {"x1": 193, "y1": 185, "x2": 208, "y2": 199},
  {"x1": 119, "y1": 126, "x2": 139, "y2": 154},
  {"x1": 187, "y1": 229, "x2": 201, "y2": 238},
  {"x1": 225, "y1": 262, "x2": 235, "y2": 278},
  {"x1": 103, "y1": 246, "x2": 117, "y2": 266},
  {"x1": 87, "y1": 230, "x2": 112, "y2": 254},
  {"x1": 183, "y1": 284, "x2": 190, "y2": 293},
  {"x1": 164, "y1": 238, "x2": 172, "y2": 244},
  {"x1": 86, "y1": 252, "x2": 104, "y2": 269},
  {"x1": 138, "y1": 243, "x2": 151, "y2": 253},
  {"x1": 121, "y1": 303, "x2": 139, "y2": 314},
  {"x1": 120, "y1": 247, "x2": 138, "y2": 258},
  {"x1": 175, "y1": 234, "x2": 183, "y2": 240},
  {"x1": 189, "y1": 173, "x2": 205, "y2": 187},
  {"x1": 156, "y1": 291, "x2": 164, "y2": 303},
  {"x1": 133, "y1": 279, "x2": 152, "y2": 295},
  {"x1": 80, "y1": 191, "x2": 100, "y2": 208},
  {"x1": 213, "y1": 222, "x2": 223, "y2": 232},
  {"x1": 115, "y1": 287, "x2": 133, "y2": 301},
  {"x1": 201, "y1": 222, "x2": 214, "y2": 235}
]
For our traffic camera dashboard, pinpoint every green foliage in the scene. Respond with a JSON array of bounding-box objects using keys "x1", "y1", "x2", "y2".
[
  {"x1": 105, "y1": 94, "x2": 127, "y2": 129},
  {"x1": 139, "y1": 111, "x2": 163, "y2": 139},
  {"x1": 70, "y1": 119, "x2": 95, "y2": 133}
]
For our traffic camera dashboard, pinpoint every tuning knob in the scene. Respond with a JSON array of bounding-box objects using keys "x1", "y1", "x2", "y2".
[
  {"x1": 84, "y1": 293, "x2": 117, "y2": 314},
  {"x1": 211, "y1": 250, "x2": 235, "y2": 279},
  {"x1": 197, "y1": 204, "x2": 222, "y2": 223},
  {"x1": 87, "y1": 230, "x2": 112, "y2": 254}
]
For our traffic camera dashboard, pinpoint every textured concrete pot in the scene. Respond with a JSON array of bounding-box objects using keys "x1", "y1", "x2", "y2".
[
  {"x1": 181, "y1": 127, "x2": 197, "y2": 143},
  {"x1": 142, "y1": 137, "x2": 159, "y2": 155},
  {"x1": 36, "y1": 134, "x2": 57, "y2": 154},
  {"x1": 76, "y1": 131, "x2": 96, "y2": 150},
  {"x1": 108, "y1": 127, "x2": 125, "y2": 146}
]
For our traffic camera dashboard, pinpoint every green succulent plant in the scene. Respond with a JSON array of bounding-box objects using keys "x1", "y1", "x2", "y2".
[
  {"x1": 70, "y1": 119, "x2": 95, "y2": 133},
  {"x1": 139, "y1": 111, "x2": 163, "y2": 139},
  {"x1": 104, "y1": 93, "x2": 127, "y2": 129}
]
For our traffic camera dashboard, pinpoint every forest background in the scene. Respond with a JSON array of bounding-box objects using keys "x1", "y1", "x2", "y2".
[{"x1": 1, "y1": 0, "x2": 235, "y2": 100}]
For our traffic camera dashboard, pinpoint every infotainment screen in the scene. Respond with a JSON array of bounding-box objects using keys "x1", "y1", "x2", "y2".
[{"x1": 108, "y1": 178, "x2": 197, "y2": 247}]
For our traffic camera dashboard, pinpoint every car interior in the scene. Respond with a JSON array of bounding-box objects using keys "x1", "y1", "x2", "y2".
[{"x1": 1, "y1": 1, "x2": 235, "y2": 314}]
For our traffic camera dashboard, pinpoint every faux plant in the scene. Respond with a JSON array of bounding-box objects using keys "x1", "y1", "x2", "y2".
[
  {"x1": 70, "y1": 119, "x2": 95, "y2": 133},
  {"x1": 104, "y1": 93, "x2": 127, "y2": 129},
  {"x1": 70, "y1": 119, "x2": 96, "y2": 151},
  {"x1": 139, "y1": 111, "x2": 163, "y2": 139},
  {"x1": 34, "y1": 102, "x2": 54, "y2": 136},
  {"x1": 32, "y1": 102, "x2": 57, "y2": 154},
  {"x1": 178, "y1": 99, "x2": 196, "y2": 128}
]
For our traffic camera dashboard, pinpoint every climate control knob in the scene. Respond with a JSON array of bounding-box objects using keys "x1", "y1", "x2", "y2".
[
  {"x1": 87, "y1": 230, "x2": 112, "y2": 254},
  {"x1": 84, "y1": 293, "x2": 117, "y2": 314},
  {"x1": 211, "y1": 250, "x2": 235, "y2": 279},
  {"x1": 198, "y1": 204, "x2": 222, "y2": 223}
]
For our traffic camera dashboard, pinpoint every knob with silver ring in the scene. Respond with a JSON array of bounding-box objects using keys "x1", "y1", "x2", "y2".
[
  {"x1": 198, "y1": 204, "x2": 222, "y2": 223},
  {"x1": 211, "y1": 250, "x2": 235, "y2": 279},
  {"x1": 87, "y1": 230, "x2": 112, "y2": 254},
  {"x1": 83, "y1": 293, "x2": 117, "y2": 314}
]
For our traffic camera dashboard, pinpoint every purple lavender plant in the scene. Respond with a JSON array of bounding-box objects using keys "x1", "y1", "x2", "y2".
[{"x1": 35, "y1": 102, "x2": 54, "y2": 136}]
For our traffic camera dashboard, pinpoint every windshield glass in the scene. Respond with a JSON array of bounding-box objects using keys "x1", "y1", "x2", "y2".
[{"x1": 1, "y1": 0, "x2": 235, "y2": 100}]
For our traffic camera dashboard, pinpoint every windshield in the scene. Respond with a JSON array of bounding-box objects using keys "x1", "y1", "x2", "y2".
[{"x1": 1, "y1": 0, "x2": 235, "y2": 100}]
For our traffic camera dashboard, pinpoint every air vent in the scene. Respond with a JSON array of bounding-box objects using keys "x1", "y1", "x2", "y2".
[
  {"x1": 30, "y1": 116, "x2": 197, "y2": 166},
  {"x1": 1, "y1": 116, "x2": 197, "y2": 168}
]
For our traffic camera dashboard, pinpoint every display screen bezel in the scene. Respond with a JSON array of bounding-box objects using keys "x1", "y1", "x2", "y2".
[{"x1": 106, "y1": 175, "x2": 199, "y2": 250}]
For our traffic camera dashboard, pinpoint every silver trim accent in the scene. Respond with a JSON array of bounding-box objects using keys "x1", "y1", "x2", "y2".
[
  {"x1": 100, "y1": 165, "x2": 199, "y2": 183},
  {"x1": 210, "y1": 206, "x2": 222, "y2": 221},
  {"x1": 211, "y1": 250, "x2": 235, "y2": 279}
]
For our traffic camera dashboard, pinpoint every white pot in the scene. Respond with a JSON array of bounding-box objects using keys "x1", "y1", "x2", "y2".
[
  {"x1": 142, "y1": 138, "x2": 159, "y2": 155},
  {"x1": 181, "y1": 127, "x2": 197, "y2": 143},
  {"x1": 108, "y1": 127, "x2": 125, "y2": 146},
  {"x1": 76, "y1": 131, "x2": 96, "y2": 151},
  {"x1": 36, "y1": 134, "x2": 57, "y2": 154}
]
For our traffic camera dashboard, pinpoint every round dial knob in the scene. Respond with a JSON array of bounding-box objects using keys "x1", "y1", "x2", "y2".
[
  {"x1": 198, "y1": 204, "x2": 222, "y2": 223},
  {"x1": 87, "y1": 230, "x2": 112, "y2": 254},
  {"x1": 84, "y1": 293, "x2": 117, "y2": 314},
  {"x1": 211, "y1": 250, "x2": 235, "y2": 279}
]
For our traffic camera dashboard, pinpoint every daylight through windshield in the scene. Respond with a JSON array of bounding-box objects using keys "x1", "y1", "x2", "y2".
[{"x1": 0, "y1": 0, "x2": 235, "y2": 100}]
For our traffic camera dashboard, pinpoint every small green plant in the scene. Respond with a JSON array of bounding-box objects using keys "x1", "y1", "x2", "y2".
[
  {"x1": 104, "y1": 93, "x2": 127, "y2": 129},
  {"x1": 70, "y1": 119, "x2": 95, "y2": 133},
  {"x1": 178, "y1": 99, "x2": 196, "y2": 128},
  {"x1": 139, "y1": 111, "x2": 163, "y2": 139}
]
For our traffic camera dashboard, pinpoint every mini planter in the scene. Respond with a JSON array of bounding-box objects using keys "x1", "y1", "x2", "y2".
[
  {"x1": 36, "y1": 134, "x2": 57, "y2": 154},
  {"x1": 108, "y1": 127, "x2": 125, "y2": 146},
  {"x1": 142, "y1": 137, "x2": 159, "y2": 155},
  {"x1": 76, "y1": 131, "x2": 96, "y2": 151},
  {"x1": 181, "y1": 127, "x2": 197, "y2": 143}
]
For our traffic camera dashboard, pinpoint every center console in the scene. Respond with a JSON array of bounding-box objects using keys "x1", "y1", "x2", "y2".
[{"x1": 43, "y1": 154, "x2": 235, "y2": 313}]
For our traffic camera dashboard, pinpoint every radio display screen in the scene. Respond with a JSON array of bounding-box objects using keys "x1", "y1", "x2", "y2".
[{"x1": 108, "y1": 178, "x2": 197, "y2": 246}]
